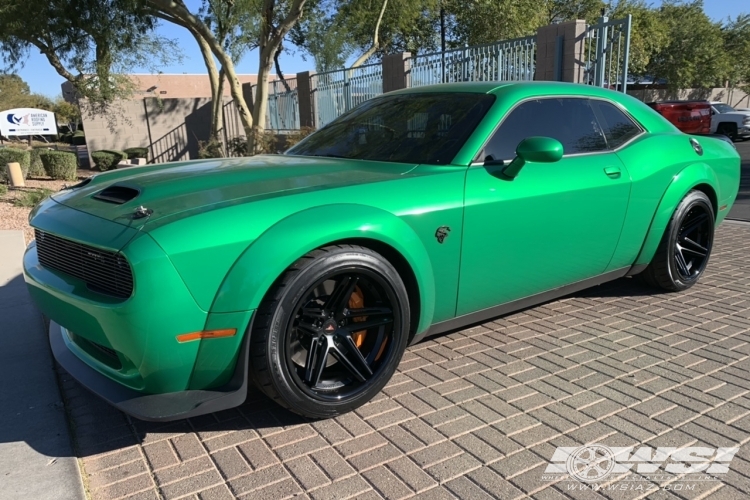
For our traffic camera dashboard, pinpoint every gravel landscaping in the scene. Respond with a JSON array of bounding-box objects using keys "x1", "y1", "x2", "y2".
[{"x1": 0, "y1": 170, "x2": 94, "y2": 243}]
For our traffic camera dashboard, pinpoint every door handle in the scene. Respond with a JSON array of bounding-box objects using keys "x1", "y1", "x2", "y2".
[{"x1": 604, "y1": 166, "x2": 621, "y2": 178}]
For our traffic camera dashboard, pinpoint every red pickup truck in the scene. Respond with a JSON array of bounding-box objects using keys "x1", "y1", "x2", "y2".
[{"x1": 646, "y1": 100, "x2": 711, "y2": 135}]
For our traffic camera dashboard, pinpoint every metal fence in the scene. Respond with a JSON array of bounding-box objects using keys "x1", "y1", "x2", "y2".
[
  {"x1": 310, "y1": 63, "x2": 384, "y2": 128},
  {"x1": 267, "y1": 78, "x2": 300, "y2": 131},
  {"x1": 257, "y1": 18, "x2": 631, "y2": 131},
  {"x1": 582, "y1": 15, "x2": 632, "y2": 92},
  {"x1": 408, "y1": 36, "x2": 537, "y2": 88}
]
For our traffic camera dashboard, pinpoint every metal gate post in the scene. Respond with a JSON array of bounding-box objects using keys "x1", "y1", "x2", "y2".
[
  {"x1": 621, "y1": 15, "x2": 632, "y2": 92},
  {"x1": 594, "y1": 16, "x2": 608, "y2": 87},
  {"x1": 344, "y1": 70, "x2": 352, "y2": 112}
]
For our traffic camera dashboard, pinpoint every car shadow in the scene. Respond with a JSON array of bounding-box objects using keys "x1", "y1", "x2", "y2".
[{"x1": 7, "y1": 272, "x2": 668, "y2": 459}]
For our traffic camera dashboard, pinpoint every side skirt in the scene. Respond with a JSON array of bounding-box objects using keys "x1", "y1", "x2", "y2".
[{"x1": 412, "y1": 266, "x2": 631, "y2": 345}]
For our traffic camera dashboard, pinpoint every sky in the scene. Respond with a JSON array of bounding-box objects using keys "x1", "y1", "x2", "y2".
[{"x1": 16, "y1": 0, "x2": 750, "y2": 98}]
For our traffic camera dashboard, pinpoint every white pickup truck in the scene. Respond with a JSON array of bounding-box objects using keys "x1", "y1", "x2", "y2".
[{"x1": 710, "y1": 101, "x2": 750, "y2": 141}]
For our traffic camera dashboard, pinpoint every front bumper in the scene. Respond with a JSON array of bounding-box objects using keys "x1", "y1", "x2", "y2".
[{"x1": 50, "y1": 320, "x2": 252, "y2": 421}]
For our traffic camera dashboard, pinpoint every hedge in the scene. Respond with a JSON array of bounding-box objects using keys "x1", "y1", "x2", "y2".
[
  {"x1": 71, "y1": 131, "x2": 86, "y2": 146},
  {"x1": 39, "y1": 150, "x2": 78, "y2": 180},
  {"x1": 91, "y1": 150, "x2": 127, "y2": 171},
  {"x1": 123, "y1": 147, "x2": 148, "y2": 159},
  {"x1": 0, "y1": 148, "x2": 31, "y2": 182},
  {"x1": 29, "y1": 149, "x2": 46, "y2": 177}
]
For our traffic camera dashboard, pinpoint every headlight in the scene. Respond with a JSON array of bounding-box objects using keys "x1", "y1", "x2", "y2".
[{"x1": 743, "y1": 117, "x2": 750, "y2": 125}]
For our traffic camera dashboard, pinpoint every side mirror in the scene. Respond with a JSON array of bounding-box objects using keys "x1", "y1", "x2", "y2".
[{"x1": 503, "y1": 136, "x2": 563, "y2": 179}]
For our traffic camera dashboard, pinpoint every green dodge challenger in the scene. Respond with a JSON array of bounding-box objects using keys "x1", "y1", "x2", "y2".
[{"x1": 24, "y1": 82, "x2": 740, "y2": 421}]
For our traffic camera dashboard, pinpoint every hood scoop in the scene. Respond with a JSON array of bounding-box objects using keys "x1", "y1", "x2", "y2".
[{"x1": 93, "y1": 185, "x2": 140, "y2": 205}]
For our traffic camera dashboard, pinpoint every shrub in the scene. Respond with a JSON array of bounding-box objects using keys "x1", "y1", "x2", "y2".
[
  {"x1": 284, "y1": 127, "x2": 315, "y2": 150},
  {"x1": 29, "y1": 149, "x2": 46, "y2": 177},
  {"x1": 197, "y1": 139, "x2": 224, "y2": 159},
  {"x1": 226, "y1": 137, "x2": 248, "y2": 157},
  {"x1": 0, "y1": 183, "x2": 7, "y2": 196},
  {"x1": 91, "y1": 150, "x2": 127, "y2": 171},
  {"x1": 0, "y1": 148, "x2": 31, "y2": 182},
  {"x1": 123, "y1": 147, "x2": 148, "y2": 159},
  {"x1": 13, "y1": 188, "x2": 53, "y2": 208},
  {"x1": 60, "y1": 131, "x2": 73, "y2": 144},
  {"x1": 71, "y1": 130, "x2": 86, "y2": 146},
  {"x1": 39, "y1": 150, "x2": 78, "y2": 180},
  {"x1": 226, "y1": 131, "x2": 276, "y2": 157}
]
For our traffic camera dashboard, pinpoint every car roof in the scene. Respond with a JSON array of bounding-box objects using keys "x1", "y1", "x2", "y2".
[
  {"x1": 385, "y1": 81, "x2": 679, "y2": 135},
  {"x1": 387, "y1": 81, "x2": 659, "y2": 107},
  {"x1": 388, "y1": 81, "x2": 625, "y2": 96}
]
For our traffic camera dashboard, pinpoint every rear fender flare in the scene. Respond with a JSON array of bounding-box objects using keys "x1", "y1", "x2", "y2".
[
  {"x1": 634, "y1": 163, "x2": 719, "y2": 266},
  {"x1": 210, "y1": 204, "x2": 436, "y2": 334}
]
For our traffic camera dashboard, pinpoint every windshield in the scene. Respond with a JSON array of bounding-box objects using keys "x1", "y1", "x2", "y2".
[
  {"x1": 286, "y1": 93, "x2": 495, "y2": 164},
  {"x1": 713, "y1": 103, "x2": 736, "y2": 113}
]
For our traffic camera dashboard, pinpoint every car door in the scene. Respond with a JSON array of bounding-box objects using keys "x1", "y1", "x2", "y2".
[{"x1": 456, "y1": 97, "x2": 633, "y2": 316}]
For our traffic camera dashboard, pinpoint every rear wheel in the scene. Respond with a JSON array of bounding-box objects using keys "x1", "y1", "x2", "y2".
[
  {"x1": 642, "y1": 190, "x2": 714, "y2": 291},
  {"x1": 717, "y1": 123, "x2": 738, "y2": 142},
  {"x1": 249, "y1": 245, "x2": 410, "y2": 418}
]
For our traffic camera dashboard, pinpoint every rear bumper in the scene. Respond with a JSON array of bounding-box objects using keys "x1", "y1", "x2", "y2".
[{"x1": 50, "y1": 319, "x2": 252, "y2": 421}]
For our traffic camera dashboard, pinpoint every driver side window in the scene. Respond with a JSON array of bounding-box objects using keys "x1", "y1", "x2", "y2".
[{"x1": 482, "y1": 98, "x2": 608, "y2": 161}]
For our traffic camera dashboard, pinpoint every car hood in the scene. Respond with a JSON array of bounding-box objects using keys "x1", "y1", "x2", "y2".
[
  {"x1": 717, "y1": 111, "x2": 750, "y2": 119},
  {"x1": 52, "y1": 155, "x2": 418, "y2": 228}
]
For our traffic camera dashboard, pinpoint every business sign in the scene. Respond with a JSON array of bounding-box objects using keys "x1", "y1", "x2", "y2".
[{"x1": 0, "y1": 108, "x2": 56, "y2": 136}]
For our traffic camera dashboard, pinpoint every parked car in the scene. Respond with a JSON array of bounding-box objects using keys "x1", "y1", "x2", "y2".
[
  {"x1": 709, "y1": 101, "x2": 750, "y2": 140},
  {"x1": 646, "y1": 100, "x2": 711, "y2": 135},
  {"x1": 24, "y1": 82, "x2": 741, "y2": 421}
]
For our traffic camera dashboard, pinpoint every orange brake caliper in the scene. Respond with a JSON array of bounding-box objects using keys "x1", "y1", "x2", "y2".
[
  {"x1": 348, "y1": 286, "x2": 388, "y2": 361},
  {"x1": 349, "y1": 286, "x2": 367, "y2": 347}
]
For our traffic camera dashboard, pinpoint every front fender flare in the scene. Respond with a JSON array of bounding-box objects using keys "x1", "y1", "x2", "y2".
[
  {"x1": 210, "y1": 204, "x2": 436, "y2": 334},
  {"x1": 634, "y1": 163, "x2": 719, "y2": 266}
]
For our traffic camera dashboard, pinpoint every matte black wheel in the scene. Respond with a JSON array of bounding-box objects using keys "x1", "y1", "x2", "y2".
[
  {"x1": 717, "y1": 123, "x2": 738, "y2": 142},
  {"x1": 642, "y1": 190, "x2": 714, "y2": 291},
  {"x1": 249, "y1": 245, "x2": 410, "y2": 418}
]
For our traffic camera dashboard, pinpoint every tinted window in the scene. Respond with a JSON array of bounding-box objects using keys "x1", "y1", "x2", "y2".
[
  {"x1": 713, "y1": 103, "x2": 735, "y2": 113},
  {"x1": 287, "y1": 93, "x2": 495, "y2": 164},
  {"x1": 592, "y1": 100, "x2": 641, "y2": 149},
  {"x1": 482, "y1": 98, "x2": 607, "y2": 161}
]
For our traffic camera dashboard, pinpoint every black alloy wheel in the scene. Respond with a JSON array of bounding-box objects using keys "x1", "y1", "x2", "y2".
[
  {"x1": 642, "y1": 190, "x2": 715, "y2": 291},
  {"x1": 249, "y1": 245, "x2": 410, "y2": 418},
  {"x1": 672, "y1": 204, "x2": 713, "y2": 281},
  {"x1": 287, "y1": 270, "x2": 397, "y2": 399}
]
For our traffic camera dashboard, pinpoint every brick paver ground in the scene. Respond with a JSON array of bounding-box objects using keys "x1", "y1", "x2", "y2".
[{"x1": 58, "y1": 222, "x2": 750, "y2": 500}]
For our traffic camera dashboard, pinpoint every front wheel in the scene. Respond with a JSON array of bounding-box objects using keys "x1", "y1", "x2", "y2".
[
  {"x1": 249, "y1": 245, "x2": 410, "y2": 418},
  {"x1": 642, "y1": 190, "x2": 715, "y2": 291}
]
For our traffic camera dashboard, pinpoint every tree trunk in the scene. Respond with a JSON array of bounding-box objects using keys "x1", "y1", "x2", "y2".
[
  {"x1": 350, "y1": 0, "x2": 388, "y2": 68},
  {"x1": 148, "y1": 0, "x2": 254, "y2": 138},
  {"x1": 251, "y1": 50, "x2": 274, "y2": 153},
  {"x1": 214, "y1": 68, "x2": 226, "y2": 143},
  {"x1": 32, "y1": 41, "x2": 81, "y2": 86},
  {"x1": 251, "y1": 0, "x2": 308, "y2": 152},
  {"x1": 156, "y1": 12, "x2": 225, "y2": 147}
]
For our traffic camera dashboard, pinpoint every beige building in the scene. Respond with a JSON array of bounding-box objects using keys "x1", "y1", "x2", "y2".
[{"x1": 61, "y1": 73, "x2": 261, "y2": 102}]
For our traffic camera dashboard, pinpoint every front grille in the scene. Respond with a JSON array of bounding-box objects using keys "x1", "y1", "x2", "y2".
[{"x1": 35, "y1": 229, "x2": 134, "y2": 299}]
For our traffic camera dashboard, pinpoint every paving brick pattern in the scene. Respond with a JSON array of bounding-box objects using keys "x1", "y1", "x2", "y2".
[{"x1": 59, "y1": 222, "x2": 750, "y2": 500}]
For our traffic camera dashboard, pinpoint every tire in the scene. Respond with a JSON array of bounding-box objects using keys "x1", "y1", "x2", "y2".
[
  {"x1": 642, "y1": 190, "x2": 715, "y2": 292},
  {"x1": 716, "y1": 123, "x2": 738, "y2": 142},
  {"x1": 249, "y1": 244, "x2": 410, "y2": 418}
]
